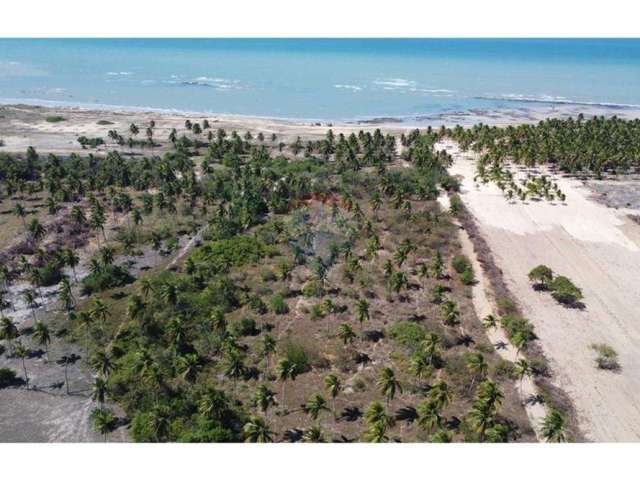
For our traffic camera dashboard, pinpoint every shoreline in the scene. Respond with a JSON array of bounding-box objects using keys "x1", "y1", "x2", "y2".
[{"x1": 2, "y1": 97, "x2": 640, "y2": 132}]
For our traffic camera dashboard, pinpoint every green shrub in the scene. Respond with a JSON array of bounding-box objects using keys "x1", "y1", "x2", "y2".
[
  {"x1": 0, "y1": 368, "x2": 19, "y2": 388},
  {"x1": 270, "y1": 293, "x2": 289, "y2": 314},
  {"x1": 229, "y1": 317, "x2": 258, "y2": 337},
  {"x1": 36, "y1": 261, "x2": 64, "y2": 286},
  {"x1": 591, "y1": 343, "x2": 619, "y2": 370},
  {"x1": 45, "y1": 115, "x2": 66, "y2": 123},
  {"x1": 77, "y1": 136, "x2": 105, "y2": 148},
  {"x1": 501, "y1": 314, "x2": 536, "y2": 346},
  {"x1": 493, "y1": 360, "x2": 516, "y2": 380},
  {"x1": 248, "y1": 295, "x2": 267, "y2": 314},
  {"x1": 190, "y1": 235, "x2": 265, "y2": 274},
  {"x1": 452, "y1": 255, "x2": 471, "y2": 274},
  {"x1": 496, "y1": 298, "x2": 517, "y2": 315},
  {"x1": 528, "y1": 264, "x2": 554, "y2": 289},
  {"x1": 310, "y1": 303, "x2": 325, "y2": 320},
  {"x1": 80, "y1": 265, "x2": 134, "y2": 295},
  {"x1": 388, "y1": 320, "x2": 426, "y2": 351},
  {"x1": 281, "y1": 340, "x2": 310, "y2": 375},
  {"x1": 460, "y1": 267, "x2": 476, "y2": 286},
  {"x1": 549, "y1": 275, "x2": 583, "y2": 305},
  {"x1": 302, "y1": 279, "x2": 323, "y2": 298}
]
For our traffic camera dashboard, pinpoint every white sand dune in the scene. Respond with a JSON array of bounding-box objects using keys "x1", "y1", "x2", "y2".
[{"x1": 441, "y1": 141, "x2": 640, "y2": 441}]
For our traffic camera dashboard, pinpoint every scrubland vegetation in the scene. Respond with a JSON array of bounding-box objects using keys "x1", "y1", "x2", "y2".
[{"x1": 0, "y1": 122, "x2": 541, "y2": 442}]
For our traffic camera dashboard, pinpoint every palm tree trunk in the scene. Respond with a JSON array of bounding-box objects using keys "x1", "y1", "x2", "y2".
[
  {"x1": 64, "y1": 359, "x2": 69, "y2": 394},
  {"x1": 22, "y1": 357, "x2": 28, "y2": 389}
]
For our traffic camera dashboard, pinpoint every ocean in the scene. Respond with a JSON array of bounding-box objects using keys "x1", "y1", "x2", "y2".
[{"x1": 0, "y1": 38, "x2": 639, "y2": 122}]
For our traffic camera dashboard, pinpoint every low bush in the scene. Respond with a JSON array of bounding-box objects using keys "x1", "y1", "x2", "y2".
[
  {"x1": 460, "y1": 267, "x2": 476, "y2": 286},
  {"x1": 388, "y1": 320, "x2": 426, "y2": 351},
  {"x1": 270, "y1": 293, "x2": 289, "y2": 314},
  {"x1": 36, "y1": 261, "x2": 65, "y2": 286},
  {"x1": 549, "y1": 275, "x2": 583, "y2": 305},
  {"x1": 81, "y1": 265, "x2": 134, "y2": 295},
  {"x1": 281, "y1": 340, "x2": 310, "y2": 375},
  {"x1": 45, "y1": 115, "x2": 66, "y2": 123},
  {"x1": 229, "y1": 317, "x2": 258, "y2": 337},
  {"x1": 591, "y1": 343, "x2": 619, "y2": 371},
  {"x1": 452, "y1": 255, "x2": 471, "y2": 274},
  {"x1": 302, "y1": 279, "x2": 323, "y2": 298},
  {"x1": 500, "y1": 314, "x2": 536, "y2": 347},
  {"x1": 528, "y1": 264, "x2": 554, "y2": 289}
]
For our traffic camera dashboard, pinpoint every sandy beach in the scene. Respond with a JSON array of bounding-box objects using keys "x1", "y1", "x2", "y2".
[{"x1": 3, "y1": 102, "x2": 640, "y2": 155}]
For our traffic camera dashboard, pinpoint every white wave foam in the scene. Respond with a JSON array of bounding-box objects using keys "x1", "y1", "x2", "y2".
[
  {"x1": 477, "y1": 93, "x2": 640, "y2": 109},
  {"x1": 334, "y1": 84, "x2": 362, "y2": 91},
  {"x1": 373, "y1": 78, "x2": 416, "y2": 88},
  {"x1": 106, "y1": 71, "x2": 133, "y2": 76}
]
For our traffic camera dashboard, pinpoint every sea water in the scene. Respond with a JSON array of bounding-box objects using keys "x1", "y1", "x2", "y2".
[{"x1": 0, "y1": 38, "x2": 638, "y2": 122}]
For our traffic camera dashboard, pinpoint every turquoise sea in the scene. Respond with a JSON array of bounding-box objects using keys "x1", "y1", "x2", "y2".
[{"x1": 0, "y1": 39, "x2": 639, "y2": 121}]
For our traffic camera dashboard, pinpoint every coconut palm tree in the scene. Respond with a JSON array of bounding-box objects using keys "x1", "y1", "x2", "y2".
[
  {"x1": 441, "y1": 300, "x2": 460, "y2": 326},
  {"x1": 12, "y1": 202, "x2": 27, "y2": 233},
  {"x1": 514, "y1": 358, "x2": 531, "y2": 387},
  {"x1": 89, "y1": 298, "x2": 110, "y2": 325},
  {"x1": 323, "y1": 373, "x2": 341, "y2": 416},
  {"x1": 466, "y1": 353, "x2": 488, "y2": 392},
  {"x1": 178, "y1": 353, "x2": 202, "y2": 382},
  {"x1": 428, "y1": 381, "x2": 452, "y2": 410},
  {"x1": 223, "y1": 348, "x2": 246, "y2": 386},
  {"x1": 90, "y1": 407, "x2": 115, "y2": 442},
  {"x1": 302, "y1": 425, "x2": 325, "y2": 442},
  {"x1": 259, "y1": 333, "x2": 276, "y2": 379},
  {"x1": 22, "y1": 289, "x2": 38, "y2": 323},
  {"x1": 377, "y1": 367, "x2": 402, "y2": 406},
  {"x1": 0, "y1": 317, "x2": 19, "y2": 355},
  {"x1": 75, "y1": 311, "x2": 93, "y2": 358},
  {"x1": 304, "y1": 393, "x2": 329, "y2": 422},
  {"x1": 198, "y1": 387, "x2": 229, "y2": 422},
  {"x1": 91, "y1": 350, "x2": 113, "y2": 378},
  {"x1": 14, "y1": 341, "x2": 29, "y2": 388},
  {"x1": 243, "y1": 416, "x2": 273, "y2": 443},
  {"x1": 337, "y1": 322, "x2": 355, "y2": 346},
  {"x1": 32, "y1": 320, "x2": 51, "y2": 361},
  {"x1": 275, "y1": 357, "x2": 297, "y2": 406},
  {"x1": 63, "y1": 248, "x2": 80, "y2": 283},
  {"x1": 541, "y1": 409, "x2": 568, "y2": 443},
  {"x1": 27, "y1": 218, "x2": 46, "y2": 245},
  {"x1": 364, "y1": 421, "x2": 389, "y2": 442},
  {"x1": 138, "y1": 277, "x2": 154, "y2": 300},
  {"x1": 417, "y1": 399, "x2": 442, "y2": 433},
  {"x1": 91, "y1": 376, "x2": 109, "y2": 407},
  {"x1": 354, "y1": 297, "x2": 370, "y2": 331},
  {"x1": 481, "y1": 314, "x2": 498, "y2": 329},
  {"x1": 254, "y1": 384, "x2": 277, "y2": 418}
]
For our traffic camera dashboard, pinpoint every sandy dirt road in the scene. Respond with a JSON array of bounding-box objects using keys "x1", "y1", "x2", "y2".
[{"x1": 440, "y1": 141, "x2": 640, "y2": 441}]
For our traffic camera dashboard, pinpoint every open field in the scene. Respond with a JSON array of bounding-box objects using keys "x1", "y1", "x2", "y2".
[{"x1": 442, "y1": 141, "x2": 640, "y2": 441}]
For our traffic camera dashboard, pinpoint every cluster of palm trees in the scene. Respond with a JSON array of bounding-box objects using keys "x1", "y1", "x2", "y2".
[
  {"x1": 450, "y1": 115, "x2": 640, "y2": 176},
  {"x1": 474, "y1": 160, "x2": 566, "y2": 203}
]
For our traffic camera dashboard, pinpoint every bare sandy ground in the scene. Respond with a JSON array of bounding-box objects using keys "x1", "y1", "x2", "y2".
[{"x1": 441, "y1": 141, "x2": 640, "y2": 441}]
